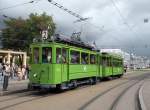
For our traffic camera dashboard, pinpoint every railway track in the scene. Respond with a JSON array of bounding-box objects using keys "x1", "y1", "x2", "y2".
[
  {"x1": 0, "y1": 89, "x2": 57, "y2": 110},
  {"x1": 0, "y1": 72, "x2": 149, "y2": 110},
  {"x1": 79, "y1": 73, "x2": 150, "y2": 110}
]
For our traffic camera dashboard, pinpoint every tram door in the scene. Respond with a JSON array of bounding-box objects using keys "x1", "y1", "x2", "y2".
[
  {"x1": 102, "y1": 56, "x2": 107, "y2": 77},
  {"x1": 56, "y1": 48, "x2": 68, "y2": 83},
  {"x1": 61, "y1": 48, "x2": 69, "y2": 82}
]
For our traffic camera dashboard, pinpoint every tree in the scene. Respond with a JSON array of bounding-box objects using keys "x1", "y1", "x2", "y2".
[{"x1": 2, "y1": 12, "x2": 56, "y2": 51}]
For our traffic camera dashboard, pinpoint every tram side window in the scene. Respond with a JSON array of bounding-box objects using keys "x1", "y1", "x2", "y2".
[
  {"x1": 120, "y1": 61, "x2": 123, "y2": 67},
  {"x1": 56, "y1": 48, "x2": 67, "y2": 64},
  {"x1": 107, "y1": 58, "x2": 110, "y2": 66},
  {"x1": 113, "y1": 60, "x2": 116, "y2": 67},
  {"x1": 33, "y1": 48, "x2": 39, "y2": 64},
  {"x1": 119, "y1": 61, "x2": 122, "y2": 67},
  {"x1": 81, "y1": 52, "x2": 89, "y2": 64},
  {"x1": 42, "y1": 47, "x2": 52, "y2": 63},
  {"x1": 102, "y1": 57, "x2": 107, "y2": 66},
  {"x1": 110, "y1": 58, "x2": 112, "y2": 66},
  {"x1": 99, "y1": 56, "x2": 103, "y2": 65},
  {"x1": 116, "y1": 61, "x2": 119, "y2": 67},
  {"x1": 114, "y1": 60, "x2": 118, "y2": 67},
  {"x1": 56, "y1": 48, "x2": 61, "y2": 64},
  {"x1": 70, "y1": 50, "x2": 80, "y2": 64},
  {"x1": 62, "y1": 48, "x2": 67, "y2": 63},
  {"x1": 106, "y1": 57, "x2": 109, "y2": 66},
  {"x1": 90, "y1": 54, "x2": 96, "y2": 64}
]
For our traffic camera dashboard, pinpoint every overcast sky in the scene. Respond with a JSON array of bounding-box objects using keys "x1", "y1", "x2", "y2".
[{"x1": 0, "y1": 0, "x2": 150, "y2": 57}]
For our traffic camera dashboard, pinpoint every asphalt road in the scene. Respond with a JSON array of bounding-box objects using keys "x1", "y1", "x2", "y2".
[{"x1": 0, "y1": 70, "x2": 149, "y2": 110}]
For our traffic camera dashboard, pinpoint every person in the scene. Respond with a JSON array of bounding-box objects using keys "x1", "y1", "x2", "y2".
[
  {"x1": 124, "y1": 65, "x2": 127, "y2": 73},
  {"x1": 82, "y1": 57, "x2": 86, "y2": 64},
  {"x1": 62, "y1": 49, "x2": 67, "y2": 63},
  {"x1": 57, "y1": 54, "x2": 62, "y2": 63},
  {"x1": 90, "y1": 56, "x2": 95, "y2": 64},
  {"x1": 3, "y1": 62, "x2": 11, "y2": 91},
  {"x1": 17, "y1": 66, "x2": 22, "y2": 81},
  {"x1": 42, "y1": 52, "x2": 48, "y2": 63},
  {"x1": 26, "y1": 64, "x2": 30, "y2": 79},
  {"x1": 22, "y1": 65, "x2": 26, "y2": 80},
  {"x1": 0, "y1": 63, "x2": 3, "y2": 81}
]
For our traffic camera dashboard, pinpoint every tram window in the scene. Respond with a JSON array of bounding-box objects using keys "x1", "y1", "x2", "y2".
[
  {"x1": 107, "y1": 58, "x2": 110, "y2": 66},
  {"x1": 90, "y1": 54, "x2": 96, "y2": 64},
  {"x1": 42, "y1": 47, "x2": 52, "y2": 63},
  {"x1": 81, "y1": 52, "x2": 89, "y2": 64},
  {"x1": 116, "y1": 61, "x2": 119, "y2": 66},
  {"x1": 114, "y1": 61, "x2": 117, "y2": 67},
  {"x1": 102, "y1": 57, "x2": 107, "y2": 66},
  {"x1": 119, "y1": 61, "x2": 122, "y2": 67},
  {"x1": 70, "y1": 50, "x2": 80, "y2": 64},
  {"x1": 120, "y1": 61, "x2": 122, "y2": 66},
  {"x1": 56, "y1": 48, "x2": 61, "y2": 64},
  {"x1": 99, "y1": 58, "x2": 102, "y2": 65},
  {"x1": 62, "y1": 48, "x2": 67, "y2": 63},
  {"x1": 110, "y1": 58, "x2": 113, "y2": 66},
  {"x1": 33, "y1": 48, "x2": 39, "y2": 64},
  {"x1": 113, "y1": 60, "x2": 116, "y2": 66},
  {"x1": 106, "y1": 57, "x2": 109, "y2": 66}
]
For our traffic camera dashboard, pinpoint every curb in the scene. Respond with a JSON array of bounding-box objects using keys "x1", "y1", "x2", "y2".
[{"x1": 138, "y1": 83, "x2": 147, "y2": 110}]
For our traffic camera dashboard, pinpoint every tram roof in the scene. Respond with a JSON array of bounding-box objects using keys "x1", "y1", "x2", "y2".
[{"x1": 31, "y1": 34, "x2": 99, "y2": 52}]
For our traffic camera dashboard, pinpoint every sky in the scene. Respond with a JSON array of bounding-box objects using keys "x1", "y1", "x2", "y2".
[{"x1": 0, "y1": 0, "x2": 150, "y2": 57}]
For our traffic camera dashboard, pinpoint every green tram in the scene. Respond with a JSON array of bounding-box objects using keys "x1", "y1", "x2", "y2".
[{"x1": 29, "y1": 36, "x2": 124, "y2": 90}]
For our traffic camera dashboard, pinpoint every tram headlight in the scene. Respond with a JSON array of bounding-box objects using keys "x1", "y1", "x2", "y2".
[{"x1": 33, "y1": 73, "x2": 37, "y2": 77}]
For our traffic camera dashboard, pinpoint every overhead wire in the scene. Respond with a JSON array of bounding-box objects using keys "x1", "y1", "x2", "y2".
[
  {"x1": 110, "y1": 0, "x2": 141, "y2": 42},
  {"x1": 0, "y1": 0, "x2": 41, "y2": 12},
  {"x1": 48, "y1": 0, "x2": 104, "y2": 33}
]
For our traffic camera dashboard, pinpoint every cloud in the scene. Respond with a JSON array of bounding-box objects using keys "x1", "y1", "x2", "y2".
[{"x1": 0, "y1": 0, "x2": 150, "y2": 57}]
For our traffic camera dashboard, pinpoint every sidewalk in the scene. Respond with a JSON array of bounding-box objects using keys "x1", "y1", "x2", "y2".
[
  {"x1": 0, "y1": 78, "x2": 29, "y2": 96},
  {"x1": 141, "y1": 80, "x2": 150, "y2": 110}
]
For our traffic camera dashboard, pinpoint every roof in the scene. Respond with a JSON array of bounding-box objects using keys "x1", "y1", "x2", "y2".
[{"x1": 31, "y1": 34, "x2": 99, "y2": 51}]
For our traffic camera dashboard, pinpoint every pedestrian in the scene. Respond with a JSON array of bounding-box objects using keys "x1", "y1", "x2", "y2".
[
  {"x1": 17, "y1": 66, "x2": 22, "y2": 81},
  {"x1": 0, "y1": 63, "x2": 3, "y2": 81},
  {"x1": 22, "y1": 65, "x2": 26, "y2": 80},
  {"x1": 124, "y1": 65, "x2": 127, "y2": 73},
  {"x1": 26, "y1": 64, "x2": 30, "y2": 79},
  {"x1": 3, "y1": 62, "x2": 11, "y2": 91}
]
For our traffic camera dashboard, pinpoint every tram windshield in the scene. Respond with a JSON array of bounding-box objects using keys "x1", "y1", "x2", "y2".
[
  {"x1": 42, "y1": 47, "x2": 52, "y2": 63},
  {"x1": 33, "y1": 48, "x2": 39, "y2": 64}
]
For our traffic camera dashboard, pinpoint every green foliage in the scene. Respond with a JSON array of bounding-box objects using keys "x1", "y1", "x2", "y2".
[{"x1": 2, "y1": 12, "x2": 56, "y2": 51}]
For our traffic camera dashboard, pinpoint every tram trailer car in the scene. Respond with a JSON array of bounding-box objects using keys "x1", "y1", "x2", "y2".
[{"x1": 28, "y1": 39, "x2": 124, "y2": 90}]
